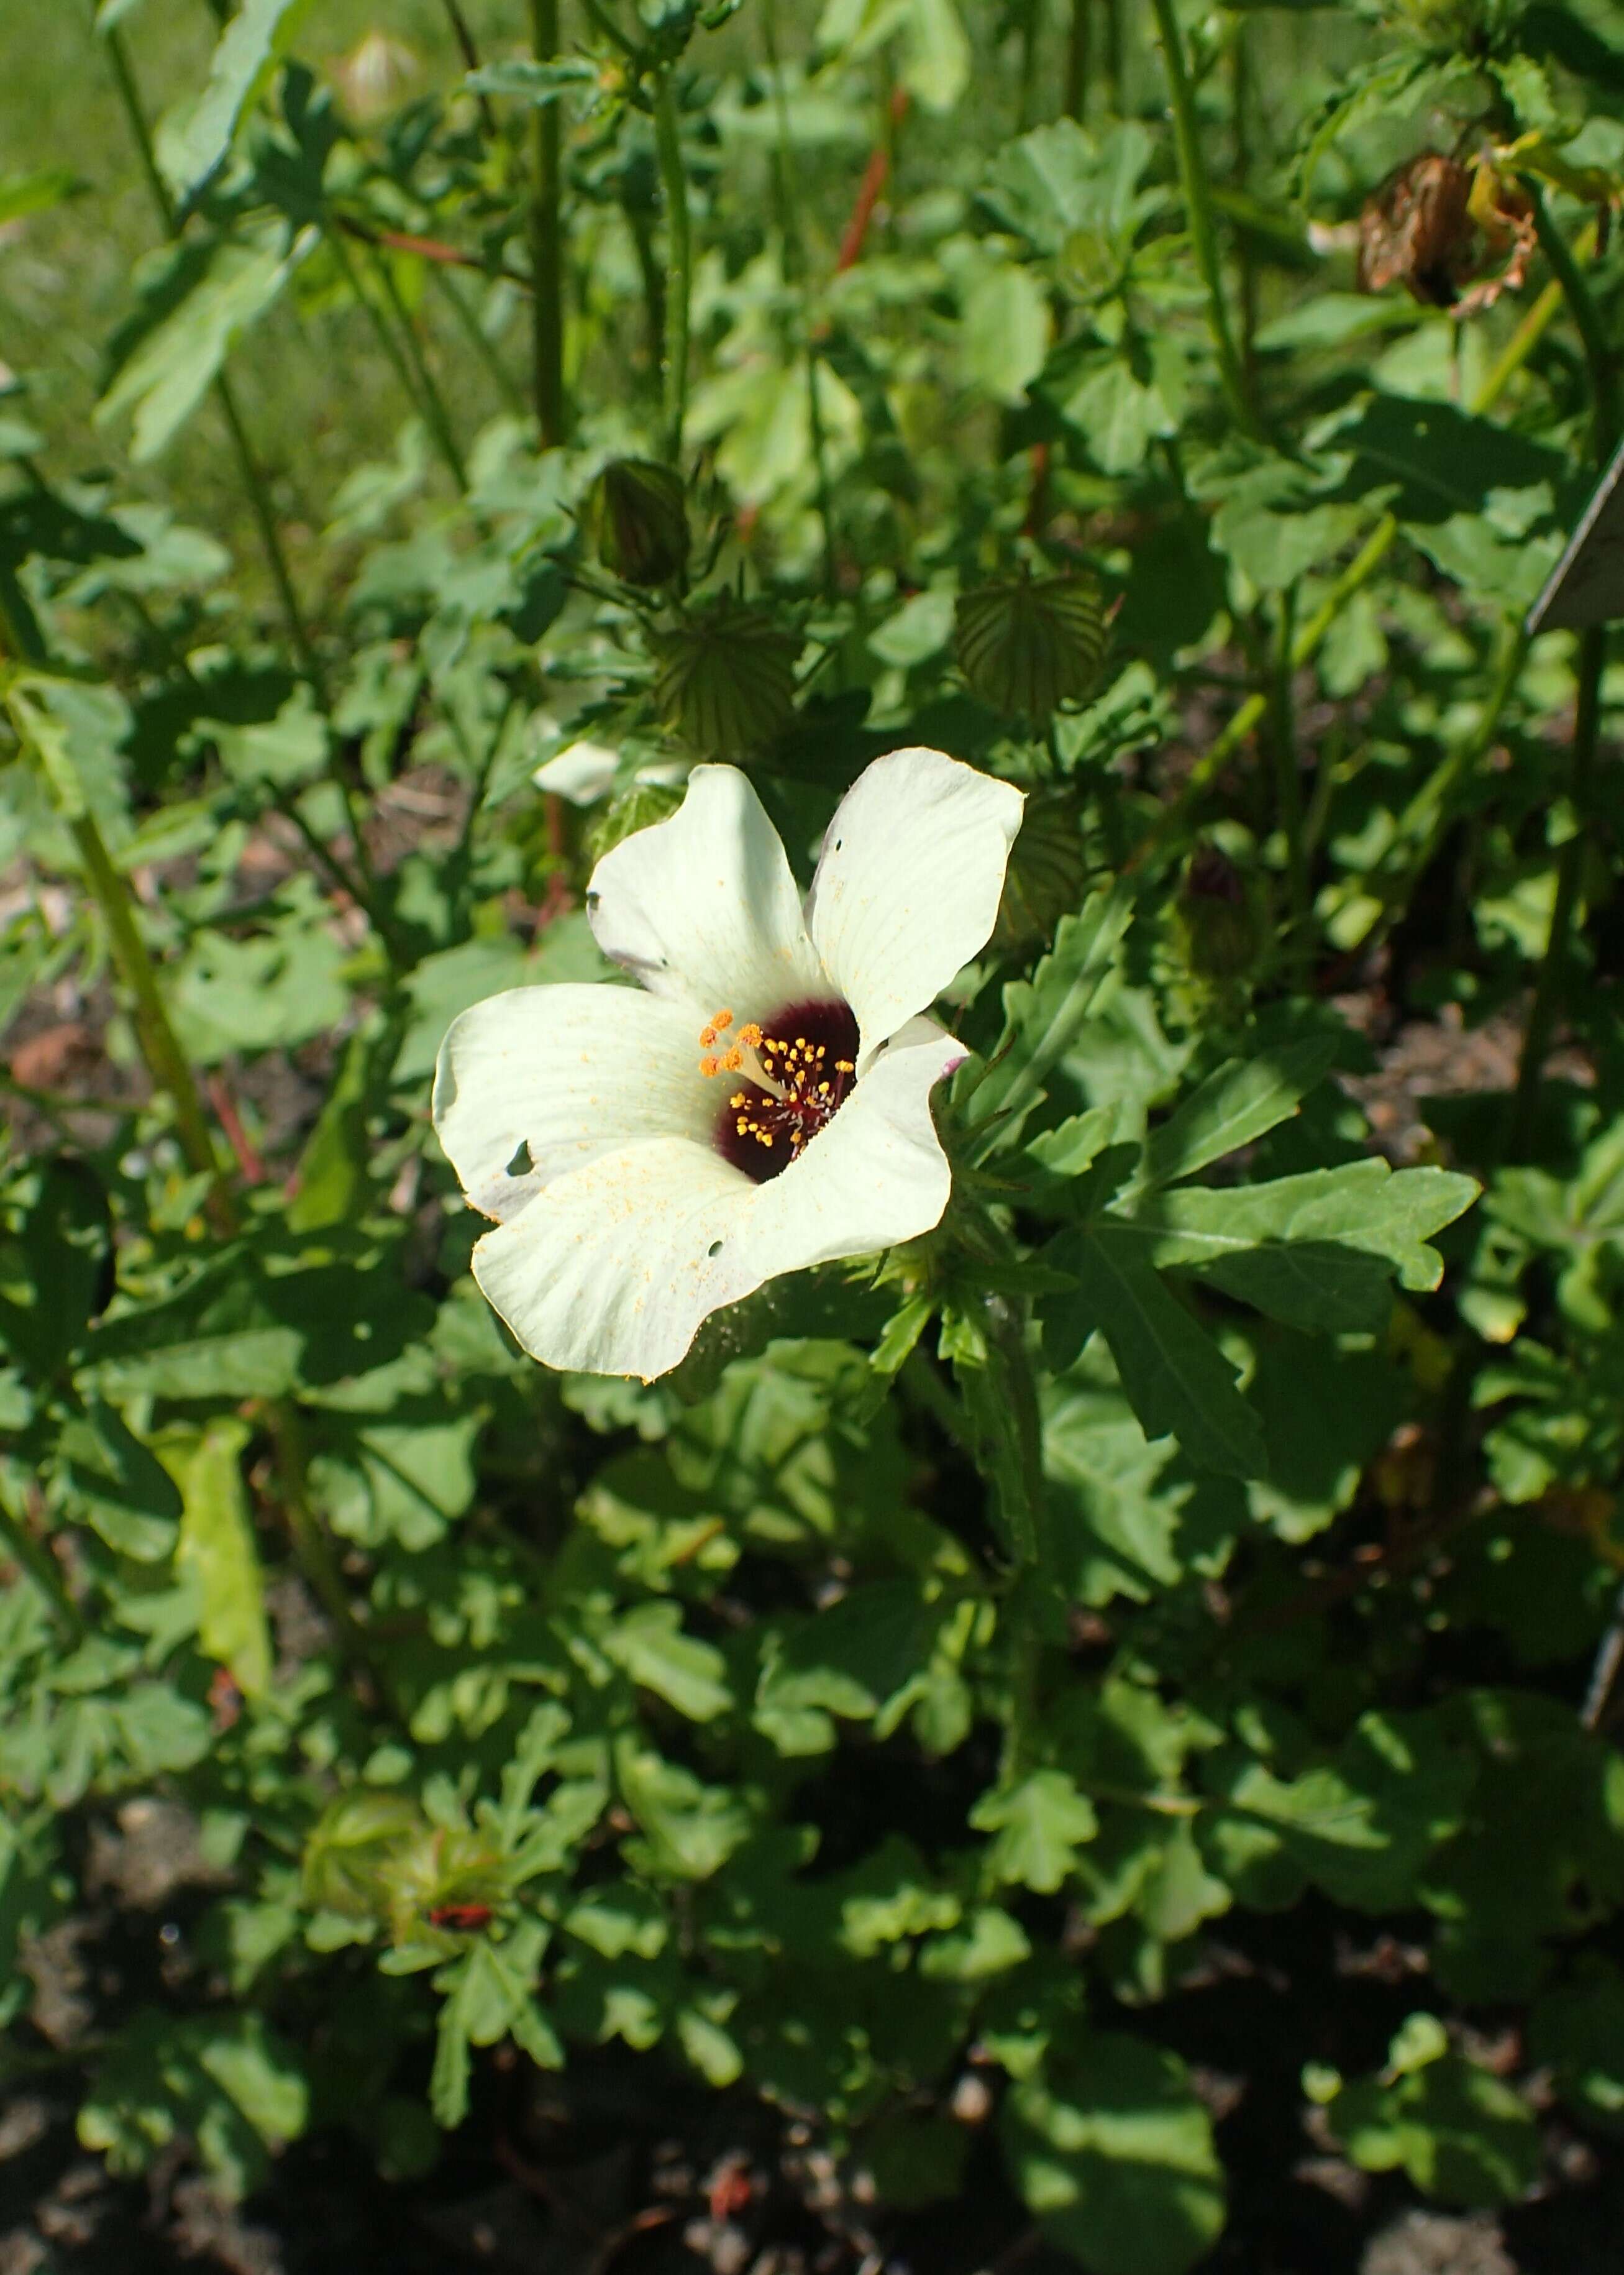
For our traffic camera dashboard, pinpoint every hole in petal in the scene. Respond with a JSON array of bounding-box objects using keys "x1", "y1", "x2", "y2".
[
  {"x1": 504, "y1": 1139, "x2": 531, "y2": 1178},
  {"x1": 708, "y1": 1240, "x2": 723, "y2": 1257},
  {"x1": 709, "y1": 997, "x2": 860, "y2": 1184}
]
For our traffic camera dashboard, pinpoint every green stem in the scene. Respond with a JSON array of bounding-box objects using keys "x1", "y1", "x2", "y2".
[
  {"x1": 0, "y1": 593, "x2": 234, "y2": 1216},
  {"x1": 72, "y1": 812, "x2": 238, "y2": 1230},
  {"x1": 365, "y1": 242, "x2": 471, "y2": 491},
  {"x1": 325, "y1": 228, "x2": 452, "y2": 485},
  {"x1": 1270, "y1": 588, "x2": 1310, "y2": 980},
  {"x1": 431, "y1": 267, "x2": 528, "y2": 421},
  {"x1": 103, "y1": 22, "x2": 174, "y2": 222},
  {"x1": 1509, "y1": 625, "x2": 1607, "y2": 1155},
  {"x1": 979, "y1": 1293, "x2": 1047, "y2": 1789},
  {"x1": 1229, "y1": 13, "x2": 1258, "y2": 395},
  {"x1": 440, "y1": 0, "x2": 499, "y2": 140},
  {"x1": 652, "y1": 71, "x2": 692, "y2": 466},
  {"x1": 1474, "y1": 227, "x2": 1590, "y2": 409},
  {"x1": 1065, "y1": 0, "x2": 1092, "y2": 120},
  {"x1": 527, "y1": 0, "x2": 567, "y2": 447},
  {"x1": 1529, "y1": 187, "x2": 1620, "y2": 454},
  {"x1": 1103, "y1": 0, "x2": 1123, "y2": 110},
  {"x1": 267, "y1": 784, "x2": 376, "y2": 918},
  {"x1": 1379, "y1": 617, "x2": 1528, "y2": 915},
  {"x1": 1016, "y1": 0, "x2": 1041, "y2": 133},
  {"x1": 1148, "y1": 0, "x2": 1254, "y2": 437},
  {"x1": 99, "y1": 19, "x2": 323, "y2": 692},
  {"x1": 212, "y1": 372, "x2": 326, "y2": 695},
  {"x1": 763, "y1": 0, "x2": 837, "y2": 592},
  {"x1": 626, "y1": 196, "x2": 667, "y2": 385},
  {"x1": 261, "y1": 1402, "x2": 401, "y2": 1713}
]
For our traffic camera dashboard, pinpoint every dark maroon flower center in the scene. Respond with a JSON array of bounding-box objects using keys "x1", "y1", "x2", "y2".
[{"x1": 700, "y1": 997, "x2": 861, "y2": 1184}]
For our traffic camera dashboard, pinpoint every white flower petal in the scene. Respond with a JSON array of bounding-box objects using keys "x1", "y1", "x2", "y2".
[
  {"x1": 472, "y1": 1136, "x2": 752, "y2": 1378},
  {"x1": 585, "y1": 763, "x2": 824, "y2": 1016},
  {"x1": 805, "y1": 746, "x2": 1024, "y2": 1055},
  {"x1": 468, "y1": 1016, "x2": 964, "y2": 1378},
  {"x1": 533, "y1": 739, "x2": 621, "y2": 804},
  {"x1": 432, "y1": 984, "x2": 709, "y2": 1222},
  {"x1": 740, "y1": 1014, "x2": 965, "y2": 1276}
]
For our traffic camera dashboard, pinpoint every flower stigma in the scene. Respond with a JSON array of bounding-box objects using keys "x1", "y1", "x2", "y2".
[{"x1": 699, "y1": 999, "x2": 860, "y2": 1183}]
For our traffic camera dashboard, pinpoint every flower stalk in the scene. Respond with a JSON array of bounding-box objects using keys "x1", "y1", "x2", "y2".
[
  {"x1": 527, "y1": 0, "x2": 568, "y2": 447},
  {"x1": 653, "y1": 70, "x2": 693, "y2": 465}
]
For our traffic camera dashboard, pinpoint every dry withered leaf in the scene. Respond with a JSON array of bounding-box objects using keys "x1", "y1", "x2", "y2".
[{"x1": 1357, "y1": 150, "x2": 1537, "y2": 314}]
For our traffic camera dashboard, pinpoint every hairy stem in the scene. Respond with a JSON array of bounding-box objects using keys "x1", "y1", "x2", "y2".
[
  {"x1": 653, "y1": 71, "x2": 693, "y2": 465},
  {"x1": 527, "y1": 0, "x2": 567, "y2": 447},
  {"x1": 1270, "y1": 588, "x2": 1310, "y2": 981},
  {"x1": 70, "y1": 813, "x2": 238, "y2": 1230},
  {"x1": 432, "y1": 267, "x2": 528, "y2": 421},
  {"x1": 1065, "y1": 0, "x2": 1092, "y2": 121},
  {"x1": 1509, "y1": 625, "x2": 1607, "y2": 1154},
  {"x1": 1149, "y1": 0, "x2": 1254, "y2": 437},
  {"x1": 367, "y1": 242, "x2": 472, "y2": 491}
]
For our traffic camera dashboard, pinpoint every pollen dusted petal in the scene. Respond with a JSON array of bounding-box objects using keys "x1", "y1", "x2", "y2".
[{"x1": 470, "y1": 1017, "x2": 964, "y2": 1379}]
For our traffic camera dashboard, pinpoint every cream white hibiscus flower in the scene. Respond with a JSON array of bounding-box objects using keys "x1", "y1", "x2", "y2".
[{"x1": 432, "y1": 748, "x2": 1024, "y2": 1380}]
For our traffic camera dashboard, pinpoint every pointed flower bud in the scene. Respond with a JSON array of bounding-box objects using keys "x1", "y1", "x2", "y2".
[
  {"x1": 652, "y1": 597, "x2": 800, "y2": 759},
  {"x1": 1174, "y1": 844, "x2": 1262, "y2": 982},
  {"x1": 954, "y1": 572, "x2": 1107, "y2": 721},
  {"x1": 586, "y1": 458, "x2": 690, "y2": 587}
]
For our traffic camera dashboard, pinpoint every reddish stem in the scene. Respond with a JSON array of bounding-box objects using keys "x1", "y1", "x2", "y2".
[
  {"x1": 835, "y1": 86, "x2": 910, "y2": 273},
  {"x1": 207, "y1": 1071, "x2": 266, "y2": 1184}
]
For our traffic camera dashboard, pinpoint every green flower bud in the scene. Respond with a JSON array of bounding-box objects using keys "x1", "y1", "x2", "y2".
[
  {"x1": 991, "y1": 790, "x2": 1086, "y2": 955},
  {"x1": 1379, "y1": 0, "x2": 1518, "y2": 49},
  {"x1": 586, "y1": 776, "x2": 685, "y2": 860},
  {"x1": 954, "y1": 572, "x2": 1108, "y2": 721},
  {"x1": 651, "y1": 597, "x2": 799, "y2": 759},
  {"x1": 586, "y1": 458, "x2": 690, "y2": 587},
  {"x1": 1173, "y1": 844, "x2": 1263, "y2": 982}
]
